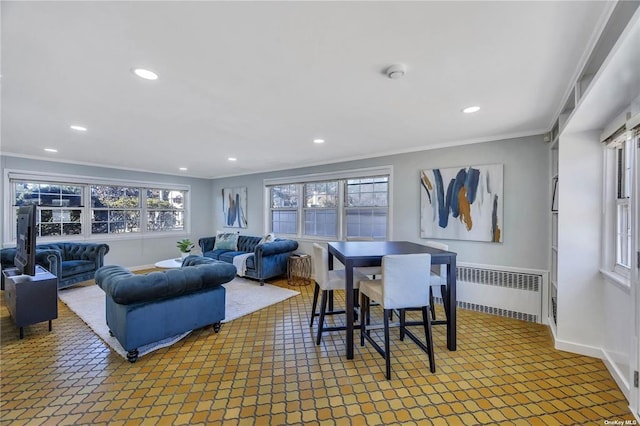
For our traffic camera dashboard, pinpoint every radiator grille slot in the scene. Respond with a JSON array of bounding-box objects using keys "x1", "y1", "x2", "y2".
[
  {"x1": 457, "y1": 266, "x2": 541, "y2": 292},
  {"x1": 433, "y1": 265, "x2": 545, "y2": 323},
  {"x1": 434, "y1": 297, "x2": 538, "y2": 323}
]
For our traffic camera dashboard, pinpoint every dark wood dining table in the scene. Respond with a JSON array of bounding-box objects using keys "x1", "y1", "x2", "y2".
[{"x1": 327, "y1": 241, "x2": 457, "y2": 360}]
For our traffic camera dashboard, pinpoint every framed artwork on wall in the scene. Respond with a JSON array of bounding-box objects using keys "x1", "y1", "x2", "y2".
[
  {"x1": 420, "y1": 164, "x2": 503, "y2": 242},
  {"x1": 222, "y1": 187, "x2": 248, "y2": 228}
]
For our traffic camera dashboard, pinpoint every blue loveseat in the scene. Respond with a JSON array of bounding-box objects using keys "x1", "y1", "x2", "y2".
[
  {"x1": 95, "y1": 257, "x2": 236, "y2": 363},
  {"x1": 1, "y1": 242, "x2": 109, "y2": 290},
  {"x1": 199, "y1": 235, "x2": 298, "y2": 285}
]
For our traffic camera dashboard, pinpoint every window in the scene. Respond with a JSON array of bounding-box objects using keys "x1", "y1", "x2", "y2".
[
  {"x1": 266, "y1": 168, "x2": 391, "y2": 240},
  {"x1": 603, "y1": 127, "x2": 635, "y2": 276},
  {"x1": 9, "y1": 174, "x2": 189, "y2": 241},
  {"x1": 14, "y1": 182, "x2": 83, "y2": 237},
  {"x1": 91, "y1": 185, "x2": 141, "y2": 234},
  {"x1": 146, "y1": 189, "x2": 186, "y2": 232},
  {"x1": 270, "y1": 184, "x2": 299, "y2": 234},
  {"x1": 345, "y1": 176, "x2": 388, "y2": 239},
  {"x1": 304, "y1": 181, "x2": 338, "y2": 237},
  {"x1": 615, "y1": 142, "x2": 632, "y2": 269}
]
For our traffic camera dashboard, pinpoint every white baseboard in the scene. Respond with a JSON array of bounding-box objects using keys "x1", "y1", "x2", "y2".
[
  {"x1": 602, "y1": 349, "x2": 631, "y2": 401},
  {"x1": 554, "y1": 337, "x2": 603, "y2": 359}
]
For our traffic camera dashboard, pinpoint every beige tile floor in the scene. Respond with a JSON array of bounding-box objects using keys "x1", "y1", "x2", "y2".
[{"x1": 0, "y1": 275, "x2": 635, "y2": 425}]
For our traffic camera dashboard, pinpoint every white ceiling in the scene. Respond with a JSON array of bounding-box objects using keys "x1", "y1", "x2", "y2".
[{"x1": 1, "y1": 1, "x2": 612, "y2": 179}]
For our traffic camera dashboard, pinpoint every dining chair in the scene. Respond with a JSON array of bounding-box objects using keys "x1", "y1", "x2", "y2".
[
  {"x1": 424, "y1": 240, "x2": 449, "y2": 321},
  {"x1": 310, "y1": 243, "x2": 368, "y2": 345},
  {"x1": 359, "y1": 253, "x2": 435, "y2": 379}
]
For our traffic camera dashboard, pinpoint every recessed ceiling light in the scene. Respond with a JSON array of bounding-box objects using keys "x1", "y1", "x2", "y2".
[
  {"x1": 132, "y1": 68, "x2": 158, "y2": 80},
  {"x1": 70, "y1": 125, "x2": 87, "y2": 132},
  {"x1": 313, "y1": 139, "x2": 325, "y2": 144},
  {"x1": 462, "y1": 106, "x2": 481, "y2": 114},
  {"x1": 179, "y1": 167, "x2": 188, "y2": 171},
  {"x1": 44, "y1": 148, "x2": 58, "y2": 153},
  {"x1": 228, "y1": 157, "x2": 237, "y2": 162}
]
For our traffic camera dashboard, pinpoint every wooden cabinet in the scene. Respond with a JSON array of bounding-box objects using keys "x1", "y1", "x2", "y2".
[{"x1": 3, "y1": 265, "x2": 58, "y2": 338}]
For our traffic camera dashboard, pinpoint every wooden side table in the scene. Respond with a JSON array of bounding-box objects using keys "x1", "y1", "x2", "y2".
[{"x1": 288, "y1": 254, "x2": 312, "y2": 286}]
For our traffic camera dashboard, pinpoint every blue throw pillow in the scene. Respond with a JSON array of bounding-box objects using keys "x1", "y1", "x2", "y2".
[{"x1": 214, "y1": 232, "x2": 239, "y2": 251}]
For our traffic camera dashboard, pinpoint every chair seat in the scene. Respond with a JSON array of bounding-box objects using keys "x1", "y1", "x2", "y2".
[
  {"x1": 355, "y1": 266, "x2": 382, "y2": 277},
  {"x1": 360, "y1": 279, "x2": 382, "y2": 305},
  {"x1": 322, "y1": 269, "x2": 366, "y2": 291}
]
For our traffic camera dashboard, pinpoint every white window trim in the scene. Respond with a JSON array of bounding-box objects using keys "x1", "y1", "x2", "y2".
[
  {"x1": 3, "y1": 169, "x2": 191, "y2": 245},
  {"x1": 263, "y1": 165, "x2": 394, "y2": 240},
  {"x1": 601, "y1": 121, "x2": 637, "y2": 281}
]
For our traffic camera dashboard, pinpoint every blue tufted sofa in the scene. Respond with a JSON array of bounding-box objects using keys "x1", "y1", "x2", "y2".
[
  {"x1": 199, "y1": 235, "x2": 298, "y2": 285},
  {"x1": 95, "y1": 257, "x2": 236, "y2": 363},
  {"x1": 1, "y1": 242, "x2": 109, "y2": 290}
]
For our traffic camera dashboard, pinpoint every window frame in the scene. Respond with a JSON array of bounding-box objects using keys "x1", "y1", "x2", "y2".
[
  {"x1": 264, "y1": 166, "x2": 393, "y2": 241},
  {"x1": 602, "y1": 130, "x2": 635, "y2": 279},
  {"x1": 4, "y1": 170, "x2": 191, "y2": 244}
]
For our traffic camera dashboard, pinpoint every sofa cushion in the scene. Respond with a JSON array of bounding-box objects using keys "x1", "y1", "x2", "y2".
[
  {"x1": 214, "y1": 232, "x2": 239, "y2": 251},
  {"x1": 218, "y1": 251, "x2": 249, "y2": 264},
  {"x1": 203, "y1": 249, "x2": 233, "y2": 260},
  {"x1": 60, "y1": 260, "x2": 96, "y2": 278}
]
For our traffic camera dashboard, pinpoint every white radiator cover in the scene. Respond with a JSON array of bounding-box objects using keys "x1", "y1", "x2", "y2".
[{"x1": 433, "y1": 262, "x2": 548, "y2": 323}]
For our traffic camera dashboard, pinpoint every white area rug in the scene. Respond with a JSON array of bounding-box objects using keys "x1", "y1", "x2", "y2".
[
  {"x1": 58, "y1": 277, "x2": 299, "y2": 360},
  {"x1": 222, "y1": 278, "x2": 299, "y2": 323}
]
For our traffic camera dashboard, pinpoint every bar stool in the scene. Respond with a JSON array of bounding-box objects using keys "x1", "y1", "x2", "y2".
[
  {"x1": 360, "y1": 253, "x2": 435, "y2": 379},
  {"x1": 424, "y1": 240, "x2": 449, "y2": 321},
  {"x1": 310, "y1": 243, "x2": 367, "y2": 345}
]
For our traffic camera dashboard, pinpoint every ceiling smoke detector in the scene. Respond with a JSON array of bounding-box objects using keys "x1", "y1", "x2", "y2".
[{"x1": 385, "y1": 64, "x2": 407, "y2": 79}]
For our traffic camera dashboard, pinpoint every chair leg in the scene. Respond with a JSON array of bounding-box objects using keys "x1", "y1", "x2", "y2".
[
  {"x1": 429, "y1": 286, "x2": 436, "y2": 320},
  {"x1": 440, "y1": 284, "x2": 449, "y2": 321},
  {"x1": 328, "y1": 290, "x2": 334, "y2": 312},
  {"x1": 422, "y1": 306, "x2": 436, "y2": 373},
  {"x1": 360, "y1": 292, "x2": 367, "y2": 346},
  {"x1": 316, "y1": 290, "x2": 328, "y2": 345},
  {"x1": 399, "y1": 309, "x2": 406, "y2": 341},
  {"x1": 309, "y1": 283, "x2": 320, "y2": 327},
  {"x1": 384, "y1": 308, "x2": 391, "y2": 380}
]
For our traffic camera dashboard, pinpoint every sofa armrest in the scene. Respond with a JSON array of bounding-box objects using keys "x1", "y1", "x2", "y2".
[
  {"x1": 255, "y1": 239, "x2": 299, "y2": 257},
  {"x1": 86, "y1": 243, "x2": 109, "y2": 269},
  {"x1": 1, "y1": 248, "x2": 17, "y2": 267},
  {"x1": 199, "y1": 237, "x2": 217, "y2": 253},
  {"x1": 35, "y1": 249, "x2": 62, "y2": 277}
]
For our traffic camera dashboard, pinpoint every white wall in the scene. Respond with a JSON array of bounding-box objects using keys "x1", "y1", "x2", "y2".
[
  {"x1": 0, "y1": 155, "x2": 214, "y2": 267},
  {"x1": 555, "y1": 131, "x2": 605, "y2": 355},
  {"x1": 211, "y1": 134, "x2": 550, "y2": 271}
]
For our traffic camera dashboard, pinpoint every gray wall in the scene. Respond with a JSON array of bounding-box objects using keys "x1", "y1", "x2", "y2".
[
  {"x1": 212, "y1": 134, "x2": 549, "y2": 270},
  {"x1": 1, "y1": 155, "x2": 213, "y2": 267},
  {"x1": 2, "y1": 134, "x2": 549, "y2": 270}
]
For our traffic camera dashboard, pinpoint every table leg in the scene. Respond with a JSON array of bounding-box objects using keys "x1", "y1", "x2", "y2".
[
  {"x1": 447, "y1": 257, "x2": 457, "y2": 351},
  {"x1": 345, "y1": 260, "x2": 355, "y2": 359}
]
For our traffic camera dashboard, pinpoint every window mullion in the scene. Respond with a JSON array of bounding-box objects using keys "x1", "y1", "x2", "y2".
[{"x1": 141, "y1": 188, "x2": 147, "y2": 234}]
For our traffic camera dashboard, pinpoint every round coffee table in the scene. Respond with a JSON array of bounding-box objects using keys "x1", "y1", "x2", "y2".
[{"x1": 154, "y1": 258, "x2": 184, "y2": 269}]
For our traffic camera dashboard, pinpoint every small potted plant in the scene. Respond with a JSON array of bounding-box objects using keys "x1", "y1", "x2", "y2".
[{"x1": 177, "y1": 239, "x2": 195, "y2": 259}]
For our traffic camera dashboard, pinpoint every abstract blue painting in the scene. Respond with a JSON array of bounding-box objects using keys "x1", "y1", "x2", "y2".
[
  {"x1": 420, "y1": 164, "x2": 503, "y2": 242},
  {"x1": 222, "y1": 187, "x2": 247, "y2": 228}
]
